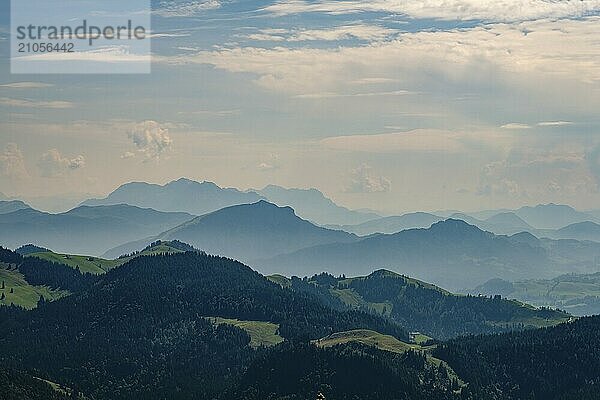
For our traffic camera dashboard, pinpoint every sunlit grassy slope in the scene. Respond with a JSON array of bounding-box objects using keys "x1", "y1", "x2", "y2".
[
  {"x1": 207, "y1": 317, "x2": 284, "y2": 348},
  {"x1": 0, "y1": 268, "x2": 69, "y2": 309}
]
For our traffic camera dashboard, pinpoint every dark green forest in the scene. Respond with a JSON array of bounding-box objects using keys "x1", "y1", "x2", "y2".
[
  {"x1": 289, "y1": 270, "x2": 568, "y2": 339},
  {"x1": 435, "y1": 316, "x2": 600, "y2": 400},
  {"x1": 0, "y1": 247, "x2": 599, "y2": 399}
]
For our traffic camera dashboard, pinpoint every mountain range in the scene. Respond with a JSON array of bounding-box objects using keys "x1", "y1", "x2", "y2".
[
  {"x1": 0, "y1": 200, "x2": 31, "y2": 215},
  {"x1": 83, "y1": 179, "x2": 381, "y2": 227},
  {"x1": 257, "y1": 219, "x2": 600, "y2": 291},
  {"x1": 103, "y1": 200, "x2": 359, "y2": 261},
  {"x1": 328, "y1": 212, "x2": 444, "y2": 235},
  {"x1": 328, "y1": 205, "x2": 600, "y2": 239},
  {"x1": 256, "y1": 185, "x2": 379, "y2": 226},
  {"x1": 0, "y1": 204, "x2": 194, "y2": 255},
  {"x1": 0, "y1": 246, "x2": 595, "y2": 400},
  {"x1": 554, "y1": 221, "x2": 600, "y2": 242},
  {"x1": 82, "y1": 178, "x2": 264, "y2": 216}
]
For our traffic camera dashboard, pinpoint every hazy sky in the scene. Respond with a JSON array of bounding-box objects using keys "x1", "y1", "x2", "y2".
[{"x1": 1, "y1": 0, "x2": 599, "y2": 213}]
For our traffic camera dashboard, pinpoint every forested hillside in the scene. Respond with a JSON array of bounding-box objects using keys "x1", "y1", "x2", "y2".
[
  {"x1": 435, "y1": 316, "x2": 600, "y2": 400},
  {"x1": 284, "y1": 270, "x2": 568, "y2": 339},
  {"x1": 0, "y1": 251, "x2": 407, "y2": 399},
  {"x1": 0, "y1": 247, "x2": 595, "y2": 400}
]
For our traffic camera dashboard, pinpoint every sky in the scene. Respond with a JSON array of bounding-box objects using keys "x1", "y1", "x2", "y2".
[{"x1": 0, "y1": 0, "x2": 599, "y2": 214}]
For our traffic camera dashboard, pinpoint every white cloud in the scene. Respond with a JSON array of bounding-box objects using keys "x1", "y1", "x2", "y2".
[
  {"x1": 294, "y1": 90, "x2": 412, "y2": 99},
  {"x1": 501, "y1": 123, "x2": 531, "y2": 129},
  {"x1": 38, "y1": 149, "x2": 85, "y2": 177},
  {"x1": 478, "y1": 161, "x2": 524, "y2": 196},
  {"x1": 0, "y1": 82, "x2": 54, "y2": 89},
  {"x1": 121, "y1": 151, "x2": 136, "y2": 159},
  {"x1": 181, "y1": 18, "x2": 600, "y2": 96},
  {"x1": 155, "y1": 0, "x2": 220, "y2": 17},
  {"x1": 0, "y1": 97, "x2": 73, "y2": 109},
  {"x1": 177, "y1": 109, "x2": 239, "y2": 116},
  {"x1": 346, "y1": 163, "x2": 391, "y2": 193},
  {"x1": 478, "y1": 144, "x2": 596, "y2": 198},
  {"x1": 264, "y1": 0, "x2": 600, "y2": 22},
  {"x1": 0, "y1": 143, "x2": 29, "y2": 180},
  {"x1": 320, "y1": 129, "x2": 514, "y2": 154},
  {"x1": 128, "y1": 121, "x2": 173, "y2": 161},
  {"x1": 245, "y1": 25, "x2": 396, "y2": 42},
  {"x1": 537, "y1": 121, "x2": 573, "y2": 127},
  {"x1": 148, "y1": 32, "x2": 191, "y2": 39}
]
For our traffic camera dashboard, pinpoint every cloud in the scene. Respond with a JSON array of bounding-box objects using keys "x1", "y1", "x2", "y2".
[
  {"x1": 321, "y1": 129, "x2": 513, "y2": 154},
  {"x1": 478, "y1": 144, "x2": 596, "y2": 198},
  {"x1": 294, "y1": 90, "x2": 412, "y2": 99},
  {"x1": 537, "y1": 121, "x2": 573, "y2": 127},
  {"x1": 155, "y1": 0, "x2": 220, "y2": 17},
  {"x1": 148, "y1": 32, "x2": 191, "y2": 39},
  {"x1": 0, "y1": 97, "x2": 73, "y2": 109},
  {"x1": 177, "y1": 109, "x2": 239, "y2": 116},
  {"x1": 0, "y1": 143, "x2": 29, "y2": 180},
  {"x1": 245, "y1": 25, "x2": 396, "y2": 42},
  {"x1": 177, "y1": 17, "x2": 600, "y2": 97},
  {"x1": 346, "y1": 164, "x2": 391, "y2": 193},
  {"x1": 37, "y1": 149, "x2": 85, "y2": 177},
  {"x1": 477, "y1": 160, "x2": 524, "y2": 197},
  {"x1": 501, "y1": 123, "x2": 531, "y2": 129},
  {"x1": 263, "y1": 0, "x2": 600, "y2": 22},
  {"x1": 0, "y1": 82, "x2": 54, "y2": 89},
  {"x1": 121, "y1": 151, "x2": 136, "y2": 159},
  {"x1": 502, "y1": 121, "x2": 574, "y2": 129},
  {"x1": 128, "y1": 121, "x2": 173, "y2": 161}
]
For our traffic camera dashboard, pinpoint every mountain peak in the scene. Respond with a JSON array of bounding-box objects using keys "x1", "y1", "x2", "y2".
[
  {"x1": 171, "y1": 177, "x2": 199, "y2": 185},
  {"x1": 534, "y1": 203, "x2": 575, "y2": 210},
  {"x1": 369, "y1": 269, "x2": 402, "y2": 279},
  {"x1": 214, "y1": 200, "x2": 296, "y2": 217},
  {"x1": 431, "y1": 218, "x2": 477, "y2": 230},
  {"x1": 81, "y1": 178, "x2": 263, "y2": 216},
  {"x1": 150, "y1": 200, "x2": 357, "y2": 262},
  {"x1": 168, "y1": 178, "x2": 219, "y2": 188},
  {"x1": 516, "y1": 203, "x2": 595, "y2": 229}
]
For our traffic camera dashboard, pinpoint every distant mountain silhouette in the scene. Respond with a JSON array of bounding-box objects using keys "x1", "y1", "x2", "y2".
[
  {"x1": 330, "y1": 212, "x2": 443, "y2": 235},
  {"x1": 444, "y1": 213, "x2": 528, "y2": 235},
  {"x1": 485, "y1": 212, "x2": 533, "y2": 230},
  {"x1": 257, "y1": 219, "x2": 600, "y2": 291},
  {"x1": 0, "y1": 204, "x2": 194, "y2": 255},
  {"x1": 105, "y1": 201, "x2": 360, "y2": 262},
  {"x1": 515, "y1": 204, "x2": 597, "y2": 229},
  {"x1": 256, "y1": 185, "x2": 379, "y2": 226},
  {"x1": 555, "y1": 221, "x2": 600, "y2": 242},
  {"x1": 82, "y1": 178, "x2": 264, "y2": 215},
  {"x1": 0, "y1": 200, "x2": 31, "y2": 215},
  {"x1": 508, "y1": 231, "x2": 541, "y2": 247}
]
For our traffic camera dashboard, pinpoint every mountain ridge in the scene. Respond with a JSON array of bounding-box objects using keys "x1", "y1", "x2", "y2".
[
  {"x1": 105, "y1": 200, "x2": 360, "y2": 262},
  {"x1": 82, "y1": 178, "x2": 265, "y2": 216},
  {"x1": 256, "y1": 219, "x2": 600, "y2": 291}
]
